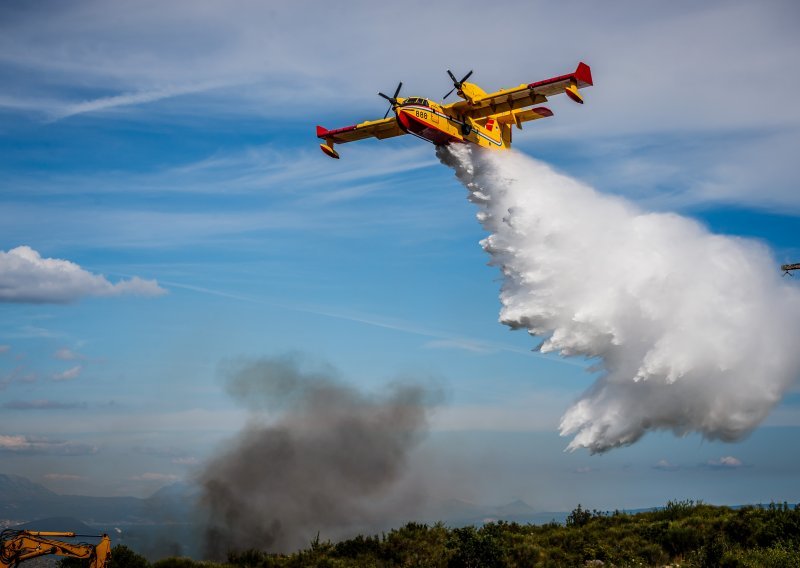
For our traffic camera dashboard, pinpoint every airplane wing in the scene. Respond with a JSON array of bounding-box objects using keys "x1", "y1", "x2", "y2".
[
  {"x1": 495, "y1": 106, "x2": 554, "y2": 127},
  {"x1": 448, "y1": 62, "x2": 593, "y2": 120},
  {"x1": 316, "y1": 117, "x2": 404, "y2": 145},
  {"x1": 316, "y1": 116, "x2": 405, "y2": 158}
]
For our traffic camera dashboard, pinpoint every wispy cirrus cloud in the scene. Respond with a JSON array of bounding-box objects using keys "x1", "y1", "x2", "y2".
[
  {"x1": 54, "y1": 348, "x2": 84, "y2": 361},
  {"x1": 0, "y1": 246, "x2": 166, "y2": 304},
  {"x1": 52, "y1": 366, "x2": 82, "y2": 382},
  {"x1": 423, "y1": 338, "x2": 496, "y2": 354},
  {"x1": 130, "y1": 472, "x2": 180, "y2": 482},
  {"x1": 3, "y1": 1, "x2": 798, "y2": 132},
  {"x1": 3, "y1": 400, "x2": 87, "y2": 410},
  {"x1": 0, "y1": 366, "x2": 37, "y2": 389},
  {"x1": 50, "y1": 82, "x2": 225, "y2": 121},
  {"x1": 42, "y1": 473, "x2": 86, "y2": 481}
]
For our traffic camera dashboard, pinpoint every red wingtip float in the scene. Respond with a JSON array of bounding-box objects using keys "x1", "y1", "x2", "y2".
[{"x1": 316, "y1": 62, "x2": 593, "y2": 158}]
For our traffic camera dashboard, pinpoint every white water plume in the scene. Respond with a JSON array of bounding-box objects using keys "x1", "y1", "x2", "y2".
[{"x1": 439, "y1": 145, "x2": 800, "y2": 454}]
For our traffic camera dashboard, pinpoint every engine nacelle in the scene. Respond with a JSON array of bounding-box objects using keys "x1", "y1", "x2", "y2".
[
  {"x1": 319, "y1": 142, "x2": 340, "y2": 159},
  {"x1": 565, "y1": 81, "x2": 584, "y2": 104}
]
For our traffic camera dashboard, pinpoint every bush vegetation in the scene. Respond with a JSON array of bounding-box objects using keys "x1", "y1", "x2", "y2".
[{"x1": 59, "y1": 502, "x2": 800, "y2": 567}]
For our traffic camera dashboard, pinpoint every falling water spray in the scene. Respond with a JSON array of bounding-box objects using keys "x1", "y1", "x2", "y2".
[{"x1": 440, "y1": 145, "x2": 800, "y2": 454}]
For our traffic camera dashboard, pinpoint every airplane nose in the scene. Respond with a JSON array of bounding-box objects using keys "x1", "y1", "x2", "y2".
[{"x1": 397, "y1": 109, "x2": 412, "y2": 129}]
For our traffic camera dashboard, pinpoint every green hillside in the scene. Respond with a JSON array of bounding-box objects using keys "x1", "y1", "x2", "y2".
[{"x1": 65, "y1": 501, "x2": 800, "y2": 568}]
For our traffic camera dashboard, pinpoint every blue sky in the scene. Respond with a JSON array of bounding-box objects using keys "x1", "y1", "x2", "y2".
[{"x1": 1, "y1": 0, "x2": 799, "y2": 509}]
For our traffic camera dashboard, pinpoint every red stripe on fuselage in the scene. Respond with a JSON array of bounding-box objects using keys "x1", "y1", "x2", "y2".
[{"x1": 397, "y1": 108, "x2": 461, "y2": 145}]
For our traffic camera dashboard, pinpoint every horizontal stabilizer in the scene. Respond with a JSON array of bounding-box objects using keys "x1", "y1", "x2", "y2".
[
  {"x1": 316, "y1": 124, "x2": 358, "y2": 140},
  {"x1": 527, "y1": 62, "x2": 593, "y2": 96}
]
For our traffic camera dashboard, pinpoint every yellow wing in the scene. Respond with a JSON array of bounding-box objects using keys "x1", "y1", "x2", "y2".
[
  {"x1": 447, "y1": 62, "x2": 593, "y2": 120},
  {"x1": 316, "y1": 116, "x2": 405, "y2": 158},
  {"x1": 316, "y1": 117, "x2": 404, "y2": 144}
]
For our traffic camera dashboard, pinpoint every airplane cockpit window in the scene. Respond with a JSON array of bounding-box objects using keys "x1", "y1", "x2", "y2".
[{"x1": 405, "y1": 97, "x2": 430, "y2": 107}]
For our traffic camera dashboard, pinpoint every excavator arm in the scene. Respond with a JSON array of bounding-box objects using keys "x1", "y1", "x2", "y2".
[{"x1": 0, "y1": 531, "x2": 111, "y2": 568}]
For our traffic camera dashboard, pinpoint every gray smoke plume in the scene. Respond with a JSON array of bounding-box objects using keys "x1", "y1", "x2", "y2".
[
  {"x1": 440, "y1": 144, "x2": 800, "y2": 454},
  {"x1": 199, "y1": 354, "x2": 436, "y2": 557}
]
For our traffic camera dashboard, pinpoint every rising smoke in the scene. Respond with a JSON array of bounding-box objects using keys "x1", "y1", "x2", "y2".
[
  {"x1": 199, "y1": 354, "x2": 436, "y2": 557},
  {"x1": 440, "y1": 145, "x2": 800, "y2": 454}
]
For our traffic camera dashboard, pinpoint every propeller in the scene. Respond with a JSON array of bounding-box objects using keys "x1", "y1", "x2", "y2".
[
  {"x1": 378, "y1": 82, "x2": 403, "y2": 119},
  {"x1": 443, "y1": 69, "x2": 474, "y2": 100}
]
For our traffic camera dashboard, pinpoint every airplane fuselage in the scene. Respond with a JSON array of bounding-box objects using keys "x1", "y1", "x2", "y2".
[{"x1": 394, "y1": 99, "x2": 508, "y2": 150}]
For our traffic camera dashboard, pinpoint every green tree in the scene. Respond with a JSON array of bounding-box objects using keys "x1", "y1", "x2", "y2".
[
  {"x1": 565, "y1": 504, "x2": 593, "y2": 528},
  {"x1": 109, "y1": 545, "x2": 151, "y2": 568},
  {"x1": 447, "y1": 526, "x2": 502, "y2": 568}
]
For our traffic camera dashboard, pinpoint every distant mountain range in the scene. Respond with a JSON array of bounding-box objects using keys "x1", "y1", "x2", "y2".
[
  {"x1": 0, "y1": 473, "x2": 195, "y2": 526},
  {"x1": 0, "y1": 473, "x2": 567, "y2": 559},
  {"x1": 0, "y1": 474, "x2": 199, "y2": 558},
  {"x1": 0, "y1": 473, "x2": 564, "y2": 528}
]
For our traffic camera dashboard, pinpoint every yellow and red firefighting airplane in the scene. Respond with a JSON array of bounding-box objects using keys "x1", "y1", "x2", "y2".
[{"x1": 316, "y1": 62, "x2": 592, "y2": 159}]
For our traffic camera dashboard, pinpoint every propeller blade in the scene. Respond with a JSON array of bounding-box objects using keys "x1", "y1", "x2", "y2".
[
  {"x1": 444, "y1": 69, "x2": 473, "y2": 99},
  {"x1": 379, "y1": 82, "x2": 402, "y2": 118}
]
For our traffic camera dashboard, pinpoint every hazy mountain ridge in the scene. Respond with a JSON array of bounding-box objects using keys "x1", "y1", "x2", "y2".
[
  {"x1": 0, "y1": 474, "x2": 179, "y2": 525},
  {"x1": 0, "y1": 473, "x2": 563, "y2": 531}
]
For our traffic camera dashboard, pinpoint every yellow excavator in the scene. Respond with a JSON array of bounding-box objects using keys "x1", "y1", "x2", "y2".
[{"x1": 0, "y1": 530, "x2": 111, "y2": 568}]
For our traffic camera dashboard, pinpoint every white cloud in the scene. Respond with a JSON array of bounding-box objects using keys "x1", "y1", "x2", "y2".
[
  {"x1": 706, "y1": 456, "x2": 744, "y2": 469},
  {"x1": 653, "y1": 459, "x2": 680, "y2": 471},
  {"x1": 54, "y1": 348, "x2": 82, "y2": 361},
  {"x1": 0, "y1": 0, "x2": 793, "y2": 147},
  {"x1": 0, "y1": 434, "x2": 97, "y2": 455},
  {"x1": 0, "y1": 435, "x2": 33, "y2": 451},
  {"x1": 0, "y1": 246, "x2": 166, "y2": 304},
  {"x1": 52, "y1": 365, "x2": 82, "y2": 382}
]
